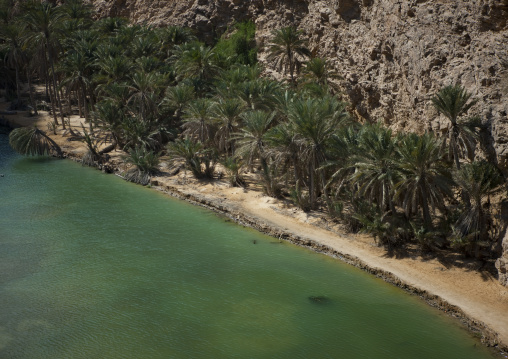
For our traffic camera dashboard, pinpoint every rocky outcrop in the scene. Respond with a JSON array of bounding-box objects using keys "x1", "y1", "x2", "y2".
[
  {"x1": 497, "y1": 254, "x2": 508, "y2": 286},
  {"x1": 86, "y1": 0, "x2": 508, "y2": 284}
]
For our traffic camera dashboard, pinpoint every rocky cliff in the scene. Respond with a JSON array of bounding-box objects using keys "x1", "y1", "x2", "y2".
[{"x1": 88, "y1": 0, "x2": 508, "y2": 283}]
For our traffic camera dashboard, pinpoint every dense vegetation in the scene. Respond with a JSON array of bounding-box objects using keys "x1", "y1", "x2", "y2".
[{"x1": 1, "y1": 0, "x2": 506, "y2": 262}]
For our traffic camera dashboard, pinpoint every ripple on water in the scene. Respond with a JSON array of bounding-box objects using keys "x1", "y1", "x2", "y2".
[{"x1": 0, "y1": 135, "x2": 498, "y2": 359}]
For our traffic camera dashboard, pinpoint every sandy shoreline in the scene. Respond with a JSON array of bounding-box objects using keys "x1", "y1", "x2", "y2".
[{"x1": 2, "y1": 108, "x2": 508, "y2": 355}]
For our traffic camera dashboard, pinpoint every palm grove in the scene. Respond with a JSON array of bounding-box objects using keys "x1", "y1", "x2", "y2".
[{"x1": 2, "y1": 0, "x2": 506, "y2": 261}]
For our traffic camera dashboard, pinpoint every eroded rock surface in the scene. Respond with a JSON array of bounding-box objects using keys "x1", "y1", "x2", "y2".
[{"x1": 86, "y1": 0, "x2": 508, "y2": 284}]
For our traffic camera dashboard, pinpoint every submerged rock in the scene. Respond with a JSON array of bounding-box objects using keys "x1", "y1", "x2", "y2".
[{"x1": 308, "y1": 295, "x2": 331, "y2": 304}]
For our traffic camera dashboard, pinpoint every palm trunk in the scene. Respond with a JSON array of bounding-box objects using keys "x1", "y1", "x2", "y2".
[
  {"x1": 309, "y1": 160, "x2": 315, "y2": 209},
  {"x1": 26, "y1": 68, "x2": 38, "y2": 115},
  {"x1": 15, "y1": 63, "x2": 21, "y2": 105},
  {"x1": 99, "y1": 139, "x2": 117, "y2": 155},
  {"x1": 67, "y1": 90, "x2": 72, "y2": 115},
  {"x1": 47, "y1": 73, "x2": 59, "y2": 125},
  {"x1": 288, "y1": 49, "x2": 294, "y2": 86},
  {"x1": 420, "y1": 183, "x2": 432, "y2": 227},
  {"x1": 451, "y1": 126, "x2": 460, "y2": 170},
  {"x1": 81, "y1": 82, "x2": 89, "y2": 123},
  {"x1": 46, "y1": 40, "x2": 65, "y2": 129},
  {"x1": 44, "y1": 69, "x2": 49, "y2": 101},
  {"x1": 77, "y1": 90, "x2": 83, "y2": 118}
]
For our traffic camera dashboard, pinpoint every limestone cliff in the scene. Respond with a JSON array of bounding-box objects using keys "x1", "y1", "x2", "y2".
[{"x1": 87, "y1": 0, "x2": 508, "y2": 284}]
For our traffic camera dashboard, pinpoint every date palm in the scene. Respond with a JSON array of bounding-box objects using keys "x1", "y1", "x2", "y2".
[
  {"x1": 288, "y1": 96, "x2": 349, "y2": 209},
  {"x1": 24, "y1": 0, "x2": 67, "y2": 127},
  {"x1": 97, "y1": 54, "x2": 134, "y2": 84},
  {"x1": 234, "y1": 78, "x2": 281, "y2": 111},
  {"x1": 350, "y1": 124, "x2": 399, "y2": 215},
  {"x1": 122, "y1": 146, "x2": 160, "y2": 185},
  {"x1": 182, "y1": 98, "x2": 215, "y2": 144},
  {"x1": 9, "y1": 126, "x2": 62, "y2": 157},
  {"x1": 394, "y1": 132, "x2": 453, "y2": 227},
  {"x1": 92, "y1": 16, "x2": 128, "y2": 35},
  {"x1": 302, "y1": 57, "x2": 340, "y2": 89},
  {"x1": 267, "y1": 27, "x2": 310, "y2": 85},
  {"x1": 128, "y1": 70, "x2": 163, "y2": 123},
  {"x1": 59, "y1": 49, "x2": 93, "y2": 120},
  {"x1": 0, "y1": 22, "x2": 26, "y2": 104},
  {"x1": 92, "y1": 99, "x2": 125, "y2": 151},
  {"x1": 431, "y1": 84, "x2": 479, "y2": 169},
  {"x1": 172, "y1": 42, "x2": 220, "y2": 83},
  {"x1": 212, "y1": 98, "x2": 245, "y2": 155},
  {"x1": 156, "y1": 26, "x2": 195, "y2": 58},
  {"x1": 234, "y1": 110, "x2": 276, "y2": 168},
  {"x1": 167, "y1": 137, "x2": 211, "y2": 178},
  {"x1": 60, "y1": 0, "x2": 92, "y2": 31},
  {"x1": 161, "y1": 84, "x2": 195, "y2": 122},
  {"x1": 452, "y1": 161, "x2": 504, "y2": 257}
]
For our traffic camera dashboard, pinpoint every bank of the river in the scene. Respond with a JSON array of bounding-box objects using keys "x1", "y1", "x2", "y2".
[{"x1": 2, "y1": 106, "x2": 508, "y2": 355}]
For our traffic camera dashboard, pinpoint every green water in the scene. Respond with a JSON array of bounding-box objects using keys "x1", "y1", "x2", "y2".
[{"x1": 0, "y1": 133, "x2": 496, "y2": 359}]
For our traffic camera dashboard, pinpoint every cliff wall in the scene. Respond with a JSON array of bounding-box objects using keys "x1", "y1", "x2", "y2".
[
  {"x1": 89, "y1": 0, "x2": 507, "y2": 164},
  {"x1": 88, "y1": 0, "x2": 508, "y2": 284}
]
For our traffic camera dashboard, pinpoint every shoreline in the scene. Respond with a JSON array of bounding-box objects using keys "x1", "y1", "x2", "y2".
[
  {"x1": 149, "y1": 180, "x2": 507, "y2": 353},
  {"x1": 2, "y1": 111, "x2": 508, "y2": 356}
]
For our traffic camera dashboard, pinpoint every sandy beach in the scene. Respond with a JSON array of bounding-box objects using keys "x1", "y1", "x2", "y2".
[{"x1": 2, "y1": 105, "x2": 508, "y2": 354}]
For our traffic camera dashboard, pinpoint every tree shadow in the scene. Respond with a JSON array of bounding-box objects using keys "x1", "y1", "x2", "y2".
[{"x1": 382, "y1": 243, "x2": 499, "y2": 282}]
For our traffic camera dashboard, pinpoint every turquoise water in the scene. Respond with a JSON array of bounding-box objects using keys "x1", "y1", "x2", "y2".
[{"x1": 0, "y1": 133, "x2": 496, "y2": 358}]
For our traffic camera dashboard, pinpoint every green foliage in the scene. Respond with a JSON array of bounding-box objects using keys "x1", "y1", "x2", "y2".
[
  {"x1": 10, "y1": 4, "x2": 504, "y2": 263},
  {"x1": 221, "y1": 157, "x2": 246, "y2": 187},
  {"x1": 214, "y1": 21, "x2": 257, "y2": 66},
  {"x1": 267, "y1": 26, "x2": 311, "y2": 84},
  {"x1": 122, "y1": 146, "x2": 160, "y2": 185},
  {"x1": 451, "y1": 161, "x2": 504, "y2": 258},
  {"x1": 9, "y1": 127, "x2": 62, "y2": 157},
  {"x1": 394, "y1": 132, "x2": 453, "y2": 225},
  {"x1": 432, "y1": 84, "x2": 480, "y2": 168},
  {"x1": 168, "y1": 138, "x2": 216, "y2": 179}
]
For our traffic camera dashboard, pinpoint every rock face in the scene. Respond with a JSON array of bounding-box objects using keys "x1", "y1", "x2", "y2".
[
  {"x1": 87, "y1": 0, "x2": 508, "y2": 284},
  {"x1": 497, "y1": 253, "x2": 508, "y2": 286}
]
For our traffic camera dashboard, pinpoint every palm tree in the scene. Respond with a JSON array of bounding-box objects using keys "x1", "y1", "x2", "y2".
[
  {"x1": 431, "y1": 84, "x2": 479, "y2": 169},
  {"x1": 9, "y1": 126, "x2": 62, "y2": 157},
  {"x1": 92, "y1": 16, "x2": 128, "y2": 35},
  {"x1": 288, "y1": 96, "x2": 349, "y2": 209},
  {"x1": 394, "y1": 132, "x2": 453, "y2": 227},
  {"x1": 167, "y1": 137, "x2": 216, "y2": 179},
  {"x1": 130, "y1": 33, "x2": 158, "y2": 58},
  {"x1": 92, "y1": 99, "x2": 125, "y2": 151},
  {"x1": 127, "y1": 70, "x2": 163, "y2": 123},
  {"x1": 59, "y1": 49, "x2": 93, "y2": 121},
  {"x1": 155, "y1": 26, "x2": 195, "y2": 58},
  {"x1": 161, "y1": 84, "x2": 194, "y2": 122},
  {"x1": 181, "y1": 98, "x2": 215, "y2": 144},
  {"x1": 267, "y1": 27, "x2": 311, "y2": 85},
  {"x1": 266, "y1": 121, "x2": 300, "y2": 185},
  {"x1": 234, "y1": 78, "x2": 281, "y2": 111},
  {"x1": 60, "y1": 0, "x2": 93, "y2": 31},
  {"x1": 24, "y1": 0, "x2": 67, "y2": 128},
  {"x1": 302, "y1": 57, "x2": 340, "y2": 88},
  {"x1": 212, "y1": 98, "x2": 245, "y2": 155},
  {"x1": 452, "y1": 161, "x2": 504, "y2": 258},
  {"x1": 122, "y1": 146, "x2": 160, "y2": 185},
  {"x1": 221, "y1": 157, "x2": 246, "y2": 187},
  {"x1": 172, "y1": 42, "x2": 220, "y2": 83},
  {"x1": 350, "y1": 123, "x2": 399, "y2": 215},
  {"x1": 234, "y1": 110, "x2": 276, "y2": 168},
  {"x1": 97, "y1": 54, "x2": 134, "y2": 84},
  {"x1": 0, "y1": 22, "x2": 26, "y2": 105}
]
